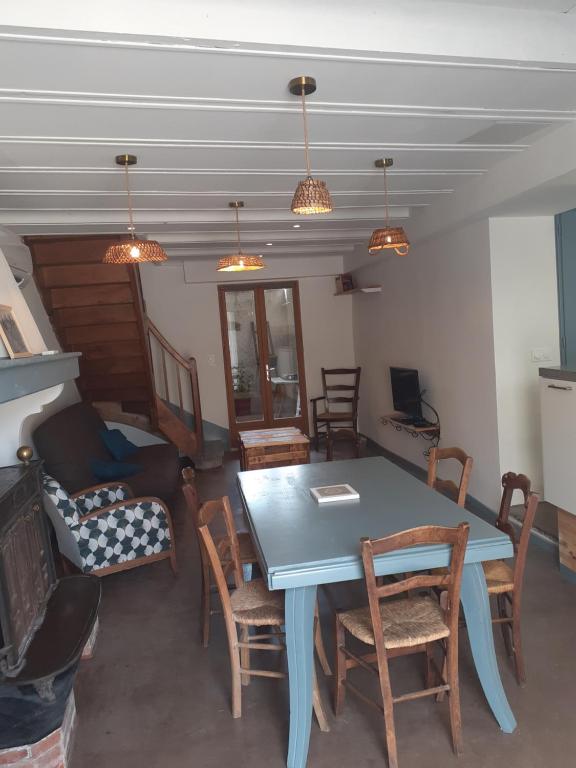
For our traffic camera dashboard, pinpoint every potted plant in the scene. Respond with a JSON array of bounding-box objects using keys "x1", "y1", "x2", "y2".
[{"x1": 232, "y1": 365, "x2": 255, "y2": 418}]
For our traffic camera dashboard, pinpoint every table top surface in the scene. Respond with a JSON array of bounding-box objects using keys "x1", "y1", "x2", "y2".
[{"x1": 238, "y1": 456, "x2": 513, "y2": 590}]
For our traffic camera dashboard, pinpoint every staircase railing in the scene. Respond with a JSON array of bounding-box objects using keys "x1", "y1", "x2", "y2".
[{"x1": 146, "y1": 318, "x2": 203, "y2": 455}]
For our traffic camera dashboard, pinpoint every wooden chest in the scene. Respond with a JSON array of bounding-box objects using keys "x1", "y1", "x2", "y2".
[{"x1": 239, "y1": 427, "x2": 310, "y2": 471}]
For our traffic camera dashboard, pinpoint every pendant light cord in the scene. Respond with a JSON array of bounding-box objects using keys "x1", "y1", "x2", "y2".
[
  {"x1": 124, "y1": 161, "x2": 136, "y2": 241},
  {"x1": 383, "y1": 164, "x2": 390, "y2": 227},
  {"x1": 235, "y1": 204, "x2": 242, "y2": 254},
  {"x1": 301, "y1": 86, "x2": 312, "y2": 177}
]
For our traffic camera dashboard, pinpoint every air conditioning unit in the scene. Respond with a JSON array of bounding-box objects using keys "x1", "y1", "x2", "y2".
[{"x1": 0, "y1": 235, "x2": 33, "y2": 288}]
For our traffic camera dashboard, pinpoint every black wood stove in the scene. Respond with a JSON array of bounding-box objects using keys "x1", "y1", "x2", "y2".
[{"x1": 0, "y1": 461, "x2": 100, "y2": 748}]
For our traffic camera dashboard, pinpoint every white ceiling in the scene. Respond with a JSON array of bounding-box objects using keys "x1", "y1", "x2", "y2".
[
  {"x1": 423, "y1": 0, "x2": 575, "y2": 9},
  {"x1": 0, "y1": 25, "x2": 575, "y2": 262}
]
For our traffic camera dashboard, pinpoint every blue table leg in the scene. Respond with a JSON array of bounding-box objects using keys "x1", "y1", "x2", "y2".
[
  {"x1": 285, "y1": 585, "x2": 317, "y2": 768},
  {"x1": 460, "y1": 562, "x2": 517, "y2": 733}
]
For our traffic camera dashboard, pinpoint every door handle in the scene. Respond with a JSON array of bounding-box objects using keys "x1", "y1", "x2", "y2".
[
  {"x1": 265, "y1": 363, "x2": 270, "y2": 382},
  {"x1": 547, "y1": 384, "x2": 573, "y2": 391}
]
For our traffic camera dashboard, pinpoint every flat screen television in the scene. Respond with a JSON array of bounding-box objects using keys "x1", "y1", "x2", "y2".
[{"x1": 390, "y1": 367, "x2": 422, "y2": 420}]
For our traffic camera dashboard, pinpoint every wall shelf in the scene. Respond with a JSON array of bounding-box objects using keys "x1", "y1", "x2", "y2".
[
  {"x1": 335, "y1": 286, "x2": 382, "y2": 296},
  {"x1": 0, "y1": 352, "x2": 81, "y2": 404},
  {"x1": 380, "y1": 412, "x2": 441, "y2": 455}
]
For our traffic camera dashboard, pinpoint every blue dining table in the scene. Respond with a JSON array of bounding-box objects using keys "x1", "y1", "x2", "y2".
[{"x1": 237, "y1": 456, "x2": 516, "y2": 768}]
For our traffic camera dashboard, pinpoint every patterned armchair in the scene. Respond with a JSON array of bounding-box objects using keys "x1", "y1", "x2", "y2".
[{"x1": 42, "y1": 474, "x2": 177, "y2": 577}]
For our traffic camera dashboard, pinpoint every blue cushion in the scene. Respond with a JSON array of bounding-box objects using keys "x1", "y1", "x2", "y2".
[
  {"x1": 90, "y1": 459, "x2": 142, "y2": 482},
  {"x1": 100, "y1": 428, "x2": 138, "y2": 461}
]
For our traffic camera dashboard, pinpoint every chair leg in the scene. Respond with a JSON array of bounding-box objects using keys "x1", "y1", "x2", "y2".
[
  {"x1": 376, "y1": 657, "x2": 398, "y2": 768},
  {"x1": 314, "y1": 605, "x2": 332, "y2": 676},
  {"x1": 312, "y1": 666, "x2": 330, "y2": 733},
  {"x1": 497, "y1": 596, "x2": 513, "y2": 658},
  {"x1": 231, "y1": 640, "x2": 242, "y2": 718},
  {"x1": 201, "y1": 555, "x2": 211, "y2": 648},
  {"x1": 334, "y1": 617, "x2": 347, "y2": 716},
  {"x1": 425, "y1": 643, "x2": 434, "y2": 689},
  {"x1": 240, "y1": 625, "x2": 251, "y2": 686},
  {"x1": 511, "y1": 604, "x2": 526, "y2": 686},
  {"x1": 446, "y1": 639, "x2": 463, "y2": 756}
]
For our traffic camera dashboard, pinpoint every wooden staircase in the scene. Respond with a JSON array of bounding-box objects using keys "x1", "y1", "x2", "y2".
[{"x1": 26, "y1": 235, "x2": 206, "y2": 461}]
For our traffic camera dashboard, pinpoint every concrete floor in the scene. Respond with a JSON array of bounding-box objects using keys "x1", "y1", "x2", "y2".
[{"x1": 72, "y1": 450, "x2": 576, "y2": 768}]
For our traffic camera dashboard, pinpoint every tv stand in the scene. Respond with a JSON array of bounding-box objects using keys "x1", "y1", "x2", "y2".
[{"x1": 380, "y1": 412, "x2": 440, "y2": 455}]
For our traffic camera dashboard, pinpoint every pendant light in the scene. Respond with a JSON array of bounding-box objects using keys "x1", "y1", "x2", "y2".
[
  {"x1": 289, "y1": 76, "x2": 333, "y2": 215},
  {"x1": 216, "y1": 201, "x2": 266, "y2": 272},
  {"x1": 103, "y1": 154, "x2": 168, "y2": 264},
  {"x1": 368, "y1": 158, "x2": 410, "y2": 256}
]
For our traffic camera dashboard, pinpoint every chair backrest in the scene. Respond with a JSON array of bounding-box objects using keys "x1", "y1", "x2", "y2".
[
  {"x1": 427, "y1": 447, "x2": 473, "y2": 508},
  {"x1": 181, "y1": 467, "x2": 198, "y2": 516},
  {"x1": 360, "y1": 523, "x2": 470, "y2": 652},
  {"x1": 497, "y1": 472, "x2": 538, "y2": 592},
  {"x1": 321, "y1": 367, "x2": 361, "y2": 414},
  {"x1": 195, "y1": 496, "x2": 244, "y2": 609},
  {"x1": 41, "y1": 474, "x2": 84, "y2": 569}
]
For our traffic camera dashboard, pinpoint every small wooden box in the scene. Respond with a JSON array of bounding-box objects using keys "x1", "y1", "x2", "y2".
[{"x1": 239, "y1": 427, "x2": 310, "y2": 471}]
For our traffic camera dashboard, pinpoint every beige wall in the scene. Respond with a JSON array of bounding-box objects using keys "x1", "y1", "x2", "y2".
[
  {"x1": 139, "y1": 257, "x2": 356, "y2": 436},
  {"x1": 350, "y1": 219, "x2": 502, "y2": 509},
  {"x1": 489, "y1": 217, "x2": 560, "y2": 495}
]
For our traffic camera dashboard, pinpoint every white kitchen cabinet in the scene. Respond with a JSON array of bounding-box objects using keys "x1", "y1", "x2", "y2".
[{"x1": 540, "y1": 375, "x2": 576, "y2": 512}]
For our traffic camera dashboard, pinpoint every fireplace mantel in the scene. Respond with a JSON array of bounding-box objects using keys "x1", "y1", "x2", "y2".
[{"x1": 0, "y1": 353, "x2": 81, "y2": 404}]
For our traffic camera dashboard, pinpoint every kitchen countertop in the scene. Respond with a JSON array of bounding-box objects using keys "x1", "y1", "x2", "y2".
[{"x1": 539, "y1": 366, "x2": 576, "y2": 382}]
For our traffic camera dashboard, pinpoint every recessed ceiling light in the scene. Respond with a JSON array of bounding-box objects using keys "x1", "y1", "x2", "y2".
[
  {"x1": 266, "y1": 242, "x2": 273, "y2": 246},
  {"x1": 292, "y1": 224, "x2": 301, "y2": 228}
]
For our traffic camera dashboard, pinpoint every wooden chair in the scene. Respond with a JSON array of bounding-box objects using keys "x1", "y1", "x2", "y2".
[
  {"x1": 195, "y1": 495, "x2": 330, "y2": 729},
  {"x1": 182, "y1": 473, "x2": 332, "y2": 676},
  {"x1": 427, "y1": 447, "x2": 473, "y2": 507},
  {"x1": 334, "y1": 523, "x2": 470, "y2": 768},
  {"x1": 485, "y1": 472, "x2": 538, "y2": 685},
  {"x1": 182, "y1": 468, "x2": 257, "y2": 648},
  {"x1": 310, "y1": 367, "x2": 361, "y2": 455}
]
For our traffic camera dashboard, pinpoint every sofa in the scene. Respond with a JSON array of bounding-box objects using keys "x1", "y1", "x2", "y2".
[{"x1": 33, "y1": 402, "x2": 180, "y2": 504}]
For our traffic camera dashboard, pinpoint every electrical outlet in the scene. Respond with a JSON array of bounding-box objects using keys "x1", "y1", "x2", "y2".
[{"x1": 531, "y1": 348, "x2": 552, "y2": 363}]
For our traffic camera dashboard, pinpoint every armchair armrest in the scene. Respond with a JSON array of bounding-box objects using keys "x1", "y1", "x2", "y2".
[
  {"x1": 71, "y1": 482, "x2": 133, "y2": 516},
  {"x1": 77, "y1": 497, "x2": 176, "y2": 550}
]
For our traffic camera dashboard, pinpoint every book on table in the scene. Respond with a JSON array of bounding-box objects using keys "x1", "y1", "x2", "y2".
[{"x1": 310, "y1": 484, "x2": 360, "y2": 503}]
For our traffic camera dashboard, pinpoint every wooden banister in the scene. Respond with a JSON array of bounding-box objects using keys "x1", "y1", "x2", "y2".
[{"x1": 145, "y1": 318, "x2": 203, "y2": 455}]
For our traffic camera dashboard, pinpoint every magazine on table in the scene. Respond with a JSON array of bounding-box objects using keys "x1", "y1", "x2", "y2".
[{"x1": 310, "y1": 484, "x2": 360, "y2": 503}]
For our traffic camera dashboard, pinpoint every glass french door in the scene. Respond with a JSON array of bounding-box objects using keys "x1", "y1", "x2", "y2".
[{"x1": 218, "y1": 281, "x2": 308, "y2": 445}]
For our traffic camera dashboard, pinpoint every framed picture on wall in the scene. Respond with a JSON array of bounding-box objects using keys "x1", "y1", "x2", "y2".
[{"x1": 0, "y1": 305, "x2": 32, "y2": 359}]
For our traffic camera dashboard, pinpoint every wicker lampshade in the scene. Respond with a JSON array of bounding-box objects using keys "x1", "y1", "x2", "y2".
[
  {"x1": 217, "y1": 254, "x2": 264, "y2": 272},
  {"x1": 368, "y1": 226, "x2": 410, "y2": 256},
  {"x1": 289, "y1": 76, "x2": 332, "y2": 216},
  {"x1": 103, "y1": 154, "x2": 168, "y2": 264},
  {"x1": 216, "y1": 201, "x2": 267, "y2": 272},
  {"x1": 291, "y1": 176, "x2": 333, "y2": 215},
  {"x1": 369, "y1": 158, "x2": 410, "y2": 257},
  {"x1": 103, "y1": 238, "x2": 167, "y2": 264}
]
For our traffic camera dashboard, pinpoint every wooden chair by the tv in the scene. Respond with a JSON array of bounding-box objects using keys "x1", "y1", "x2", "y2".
[
  {"x1": 196, "y1": 495, "x2": 330, "y2": 730},
  {"x1": 427, "y1": 446, "x2": 473, "y2": 508},
  {"x1": 334, "y1": 523, "x2": 470, "y2": 768},
  {"x1": 310, "y1": 367, "x2": 361, "y2": 455},
  {"x1": 485, "y1": 472, "x2": 538, "y2": 685}
]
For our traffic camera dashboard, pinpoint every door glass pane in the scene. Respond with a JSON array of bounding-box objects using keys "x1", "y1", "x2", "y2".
[
  {"x1": 225, "y1": 290, "x2": 263, "y2": 423},
  {"x1": 264, "y1": 287, "x2": 301, "y2": 419}
]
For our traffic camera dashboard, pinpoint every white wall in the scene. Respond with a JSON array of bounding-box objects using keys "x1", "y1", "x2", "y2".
[
  {"x1": 350, "y1": 219, "x2": 502, "y2": 510},
  {"x1": 489, "y1": 217, "x2": 561, "y2": 494},
  {"x1": 139, "y1": 256, "x2": 355, "y2": 435}
]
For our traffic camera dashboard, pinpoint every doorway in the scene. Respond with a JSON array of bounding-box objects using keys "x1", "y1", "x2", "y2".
[{"x1": 218, "y1": 282, "x2": 309, "y2": 445}]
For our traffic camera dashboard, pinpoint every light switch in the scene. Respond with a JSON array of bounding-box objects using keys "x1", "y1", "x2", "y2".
[
  {"x1": 208, "y1": 354, "x2": 216, "y2": 366},
  {"x1": 531, "y1": 348, "x2": 552, "y2": 363}
]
